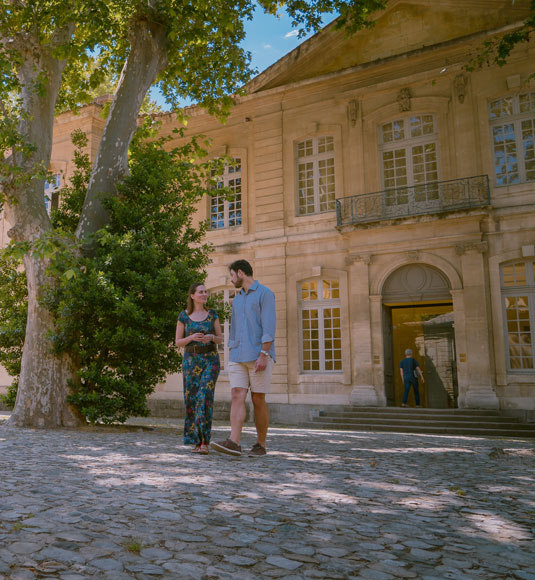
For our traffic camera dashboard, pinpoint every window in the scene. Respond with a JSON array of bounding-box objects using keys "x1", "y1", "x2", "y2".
[
  {"x1": 210, "y1": 159, "x2": 242, "y2": 229},
  {"x1": 501, "y1": 260, "x2": 535, "y2": 371},
  {"x1": 299, "y1": 278, "x2": 342, "y2": 372},
  {"x1": 208, "y1": 288, "x2": 236, "y2": 371},
  {"x1": 379, "y1": 115, "x2": 439, "y2": 206},
  {"x1": 296, "y1": 136, "x2": 336, "y2": 215},
  {"x1": 44, "y1": 173, "x2": 61, "y2": 214},
  {"x1": 489, "y1": 92, "x2": 535, "y2": 185}
]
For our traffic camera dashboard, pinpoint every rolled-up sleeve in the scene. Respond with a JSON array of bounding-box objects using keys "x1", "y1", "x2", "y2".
[{"x1": 260, "y1": 289, "x2": 276, "y2": 343}]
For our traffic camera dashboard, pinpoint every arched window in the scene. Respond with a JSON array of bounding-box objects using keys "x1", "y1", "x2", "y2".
[
  {"x1": 501, "y1": 260, "x2": 535, "y2": 371},
  {"x1": 379, "y1": 115, "x2": 439, "y2": 206},
  {"x1": 299, "y1": 278, "x2": 342, "y2": 372},
  {"x1": 296, "y1": 136, "x2": 336, "y2": 215},
  {"x1": 210, "y1": 159, "x2": 242, "y2": 229}
]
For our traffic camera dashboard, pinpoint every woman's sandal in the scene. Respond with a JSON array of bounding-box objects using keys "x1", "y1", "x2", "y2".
[
  {"x1": 199, "y1": 443, "x2": 210, "y2": 455},
  {"x1": 192, "y1": 445, "x2": 202, "y2": 453}
]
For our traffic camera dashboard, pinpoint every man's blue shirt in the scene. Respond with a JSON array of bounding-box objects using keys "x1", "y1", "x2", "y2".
[
  {"x1": 228, "y1": 280, "x2": 276, "y2": 363},
  {"x1": 400, "y1": 357, "x2": 419, "y2": 380}
]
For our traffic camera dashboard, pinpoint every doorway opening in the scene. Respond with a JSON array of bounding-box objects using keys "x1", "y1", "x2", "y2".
[
  {"x1": 381, "y1": 263, "x2": 457, "y2": 408},
  {"x1": 384, "y1": 303, "x2": 458, "y2": 408}
]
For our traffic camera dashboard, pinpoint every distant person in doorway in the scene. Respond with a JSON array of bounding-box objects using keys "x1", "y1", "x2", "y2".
[
  {"x1": 399, "y1": 349, "x2": 424, "y2": 407},
  {"x1": 211, "y1": 259, "x2": 276, "y2": 457},
  {"x1": 176, "y1": 283, "x2": 223, "y2": 454}
]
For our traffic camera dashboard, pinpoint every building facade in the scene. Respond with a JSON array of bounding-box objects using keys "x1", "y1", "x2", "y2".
[{"x1": 2, "y1": 0, "x2": 535, "y2": 422}]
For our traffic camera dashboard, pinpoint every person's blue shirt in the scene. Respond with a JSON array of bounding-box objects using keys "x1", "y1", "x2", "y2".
[
  {"x1": 228, "y1": 280, "x2": 276, "y2": 363},
  {"x1": 400, "y1": 357, "x2": 419, "y2": 381}
]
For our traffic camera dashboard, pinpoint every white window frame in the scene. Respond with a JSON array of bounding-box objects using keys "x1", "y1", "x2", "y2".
[
  {"x1": 299, "y1": 278, "x2": 342, "y2": 374},
  {"x1": 501, "y1": 260, "x2": 535, "y2": 373},
  {"x1": 295, "y1": 136, "x2": 336, "y2": 216},
  {"x1": 44, "y1": 173, "x2": 61, "y2": 215},
  {"x1": 379, "y1": 114, "x2": 440, "y2": 196},
  {"x1": 210, "y1": 159, "x2": 242, "y2": 230},
  {"x1": 489, "y1": 92, "x2": 535, "y2": 186}
]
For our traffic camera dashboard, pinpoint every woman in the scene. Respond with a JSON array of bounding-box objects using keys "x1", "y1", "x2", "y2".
[{"x1": 175, "y1": 283, "x2": 223, "y2": 454}]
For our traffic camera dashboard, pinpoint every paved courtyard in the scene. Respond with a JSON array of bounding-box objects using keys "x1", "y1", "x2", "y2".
[{"x1": 0, "y1": 414, "x2": 534, "y2": 580}]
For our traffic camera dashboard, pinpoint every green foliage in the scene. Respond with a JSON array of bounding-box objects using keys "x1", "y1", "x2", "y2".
[
  {"x1": 39, "y1": 131, "x2": 221, "y2": 423},
  {"x1": 0, "y1": 253, "x2": 27, "y2": 408},
  {"x1": 466, "y1": 0, "x2": 535, "y2": 75}
]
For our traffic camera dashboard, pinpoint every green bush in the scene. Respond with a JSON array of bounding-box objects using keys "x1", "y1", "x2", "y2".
[{"x1": 1, "y1": 128, "x2": 227, "y2": 423}]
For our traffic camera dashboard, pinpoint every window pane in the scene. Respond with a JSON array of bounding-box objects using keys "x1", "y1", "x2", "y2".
[
  {"x1": 298, "y1": 161, "x2": 315, "y2": 215},
  {"x1": 519, "y1": 92, "x2": 535, "y2": 114},
  {"x1": 410, "y1": 115, "x2": 434, "y2": 138},
  {"x1": 502, "y1": 262, "x2": 527, "y2": 287},
  {"x1": 301, "y1": 280, "x2": 318, "y2": 301},
  {"x1": 318, "y1": 157, "x2": 336, "y2": 212},
  {"x1": 493, "y1": 123, "x2": 519, "y2": 185},
  {"x1": 318, "y1": 136, "x2": 334, "y2": 154},
  {"x1": 521, "y1": 118, "x2": 535, "y2": 182},
  {"x1": 489, "y1": 97, "x2": 513, "y2": 119},
  {"x1": 297, "y1": 140, "x2": 313, "y2": 158},
  {"x1": 504, "y1": 294, "x2": 534, "y2": 369}
]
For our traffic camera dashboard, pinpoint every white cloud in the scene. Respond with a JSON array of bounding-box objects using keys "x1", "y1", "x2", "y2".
[
  {"x1": 264, "y1": 44, "x2": 272, "y2": 49},
  {"x1": 284, "y1": 30, "x2": 299, "y2": 38}
]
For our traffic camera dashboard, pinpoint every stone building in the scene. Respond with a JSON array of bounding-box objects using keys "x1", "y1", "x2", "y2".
[{"x1": 2, "y1": 0, "x2": 535, "y2": 422}]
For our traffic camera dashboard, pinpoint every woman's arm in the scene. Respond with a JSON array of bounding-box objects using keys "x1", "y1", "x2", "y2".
[{"x1": 175, "y1": 320, "x2": 204, "y2": 347}]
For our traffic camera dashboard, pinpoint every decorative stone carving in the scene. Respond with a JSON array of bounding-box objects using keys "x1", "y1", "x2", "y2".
[
  {"x1": 407, "y1": 250, "x2": 419, "y2": 261},
  {"x1": 383, "y1": 264, "x2": 451, "y2": 302},
  {"x1": 345, "y1": 253, "x2": 372, "y2": 266},
  {"x1": 347, "y1": 100, "x2": 359, "y2": 126},
  {"x1": 454, "y1": 74, "x2": 467, "y2": 104},
  {"x1": 397, "y1": 88, "x2": 411, "y2": 112},
  {"x1": 455, "y1": 241, "x2": 488, "y2": 255}
]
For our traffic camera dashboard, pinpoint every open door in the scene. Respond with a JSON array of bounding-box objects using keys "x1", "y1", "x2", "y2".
[{"x1": 390, "y1": 304, "x2": 457, "y2": 408}]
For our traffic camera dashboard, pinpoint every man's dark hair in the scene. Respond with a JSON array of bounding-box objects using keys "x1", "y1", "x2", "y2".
[{"x1": 229, "y1": 259, "x2": 253, "y2": 277}]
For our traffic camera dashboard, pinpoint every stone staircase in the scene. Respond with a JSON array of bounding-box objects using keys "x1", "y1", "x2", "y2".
[{"x1": 304, "y1": 407, "x2": 535, "y2": 438}]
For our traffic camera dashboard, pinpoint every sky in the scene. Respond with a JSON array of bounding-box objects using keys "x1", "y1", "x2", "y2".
[{"x1": 151, "y1": 8, "x2": 336, "y2": 110}]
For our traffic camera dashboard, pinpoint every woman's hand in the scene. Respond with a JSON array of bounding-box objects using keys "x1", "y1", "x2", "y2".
[
  {"x1": 198, "y1": 333, "x2": 214, "y2": 344},
  {"x1": 189, "y1": 332, "x2": 206, "y2": 343}
]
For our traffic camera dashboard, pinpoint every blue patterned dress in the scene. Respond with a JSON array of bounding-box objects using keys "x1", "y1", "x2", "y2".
[{"x1": 178, "y1": 309, "x2": 221, "y2": 445}]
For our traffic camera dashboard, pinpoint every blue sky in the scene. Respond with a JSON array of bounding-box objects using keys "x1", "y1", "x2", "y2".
[{"x1": 151, "y1": 8, "x2": 336, "y2": 110}]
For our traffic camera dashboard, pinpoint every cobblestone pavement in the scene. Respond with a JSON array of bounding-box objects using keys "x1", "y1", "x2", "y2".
[{"x1": 1, "y1": 415, "x2": 534, "y2": 580}]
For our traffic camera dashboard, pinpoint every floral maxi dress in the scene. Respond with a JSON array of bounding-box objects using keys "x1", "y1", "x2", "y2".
[{"x1": 178, "y1": 309, "x2": 221, "y2": 445}]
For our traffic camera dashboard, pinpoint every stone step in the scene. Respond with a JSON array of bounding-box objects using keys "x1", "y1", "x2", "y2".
[
  {"x1": 312, "y1": 415, "x2": 535, "y2": 430},
  {"x1": 333, "y1": 407, "x2": 505, "y2": 416},
  {"x1": 302, "y1": 421, "x2": 535, "y2": 438},
  {"x1": 306, "y1": 407, "x2": 535, "y2": 437},
  {"x1": 318, "y1": 411, "x2": 522, "y2": 423}
]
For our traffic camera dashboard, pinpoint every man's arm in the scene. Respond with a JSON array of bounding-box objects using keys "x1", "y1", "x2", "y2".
[{"x1": 255, "y1": 289, "x2": 276, "y2": 372}]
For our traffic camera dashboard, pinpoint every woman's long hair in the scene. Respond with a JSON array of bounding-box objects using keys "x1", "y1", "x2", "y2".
[{"x1": 186, "y1": 283, "x2": 207, "y2": 315}]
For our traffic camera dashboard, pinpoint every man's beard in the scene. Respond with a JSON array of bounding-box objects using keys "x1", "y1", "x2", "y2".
[{"x1": 233, "y1": 278, "x2": 243, "y2": 288}]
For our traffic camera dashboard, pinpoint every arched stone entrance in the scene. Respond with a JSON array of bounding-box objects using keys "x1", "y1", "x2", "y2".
[{"x1": 382, "y1": 264, "x2": 458, "y2": 408}]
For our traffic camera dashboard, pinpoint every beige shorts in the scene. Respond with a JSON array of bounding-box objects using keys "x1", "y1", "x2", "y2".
[{"x1": 228, "y1": 358, "x2": 274, "y2": 394}]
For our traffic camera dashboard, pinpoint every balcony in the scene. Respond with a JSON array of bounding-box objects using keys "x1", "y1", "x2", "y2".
[{"x1": 336, "y1": 175, "x2": 490, "y2": 227}]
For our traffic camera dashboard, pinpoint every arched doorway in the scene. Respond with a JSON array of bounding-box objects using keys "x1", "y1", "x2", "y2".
[{"x1": 382, "y1": 264, "x2": 458, "y2": 408}]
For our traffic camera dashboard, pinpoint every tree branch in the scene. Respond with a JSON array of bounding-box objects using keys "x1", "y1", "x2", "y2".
[{"x1": 76, "y1": 15, "x2": 169, "y2": 242}]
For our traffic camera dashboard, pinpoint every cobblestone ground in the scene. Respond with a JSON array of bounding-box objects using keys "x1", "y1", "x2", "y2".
[{"x1": 0, "y1": 415, "x2": 534, "y2": 580}]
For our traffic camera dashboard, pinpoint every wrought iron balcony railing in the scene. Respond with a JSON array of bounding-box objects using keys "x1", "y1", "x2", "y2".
[{"x1": 336, "y1": 174, "x2": 490, "y2": 227}]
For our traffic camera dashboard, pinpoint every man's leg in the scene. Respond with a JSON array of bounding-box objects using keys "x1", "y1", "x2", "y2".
[
  {"x1": 251, "y1": 392, "x2": 269, "y2": 447},
  {"x1": 229, "y1": 387, "x2": 248, "y2": 445},
  {"x1": 402, "y1": 379, "x2": 411, "y2": 405},
  {"x1": 413, "y1": 381, "x2": 421, "y2": 406}
]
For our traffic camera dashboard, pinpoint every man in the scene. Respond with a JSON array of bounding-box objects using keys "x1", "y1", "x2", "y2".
[
  {"x1": 211, "y1": 259, "x2": 276, "y2": 457},
  {"x1": 399, "y1": 348, "x2": 425, "y2": 407}
]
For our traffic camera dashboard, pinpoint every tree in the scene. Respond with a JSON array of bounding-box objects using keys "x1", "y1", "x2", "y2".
[
  {"x1": 0, "y1": 0, "x2": 385, "y2": 428},
  {"x1": 467, "y1": 0, "x2": 535, "y2": 74}
]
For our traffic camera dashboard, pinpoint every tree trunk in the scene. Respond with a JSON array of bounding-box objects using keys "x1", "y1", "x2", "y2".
[
  {"x1": 5, "y1": 254, "x2": 84, "y2": 428},
  {"x1": 3, "y1": 25, "x2": 84, "y2": 429}
]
